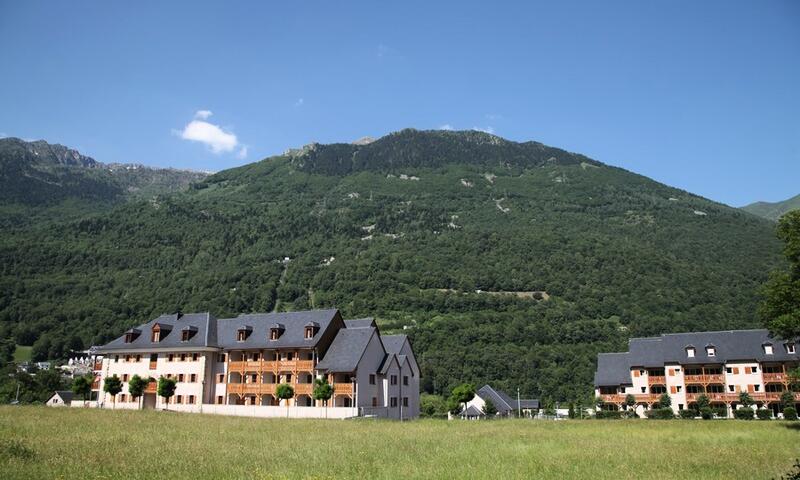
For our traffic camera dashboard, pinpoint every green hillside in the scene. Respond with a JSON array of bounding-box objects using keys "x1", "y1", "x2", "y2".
[
  {"x1": 0, "y1": 129, "x2": 783, "y2": 401},
  {"x1": 742, "y1": 193, "x2": 800, "y2": 222},
  {"x1": 0, "y1": 137, "x2": 208, "y2": 226}
]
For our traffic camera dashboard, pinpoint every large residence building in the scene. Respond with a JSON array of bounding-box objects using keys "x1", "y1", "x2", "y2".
[
  {"x1": 93, "y1": 309, "x2": 419, "y2": 419},
  {"x1": 594, "y1": 329, "x2": 799, "y2": 417}
]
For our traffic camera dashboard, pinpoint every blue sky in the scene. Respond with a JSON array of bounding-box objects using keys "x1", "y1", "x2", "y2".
[{"x1": 0, "y1": 1, "x2": 797, "y2": 207}]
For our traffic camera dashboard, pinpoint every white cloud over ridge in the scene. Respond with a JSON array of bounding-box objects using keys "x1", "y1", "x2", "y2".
[
  {"x1": 438, "y1": 124, "x2": 454, "y2": 131},
  {"x1": 176, "y1": 110, "x2": 244, "y2": 157}
]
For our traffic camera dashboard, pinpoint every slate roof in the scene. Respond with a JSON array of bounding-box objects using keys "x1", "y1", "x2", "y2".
[
  {"x1": 97, "y1": 313, "x2": 216, "y2": 352},
  {"x1": 378, "y1": 353, "x2": 399, "y2": 374},
  {"x1": 344, "y1": 318, "x2": 376, "y2": 329},
  {"x1": 315, "y1": 327, "x2": 376, "y2": 372},
  {"x1": 477, "y1": 385, "x2": 540, "y2": 412},
  {"x1": 460, "y1": 405, "x2": 484, "y2": 417},
  {"x1": 52, "y1": 390, "x2": 73, "y2": 403},
  {"x1": 217, "y1": 309, "x2": 339, "y2": 349},
  {"x1": 594, "y1": 329, "x2": 799, "y2": 386},
  {"x1": 381, "y1": 335, "x2": 408, "y2": 354}
]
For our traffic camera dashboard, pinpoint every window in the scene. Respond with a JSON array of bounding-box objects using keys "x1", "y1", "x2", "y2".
[
  {"x1": 304, "y1": 327, "x2": 314, "y2": 339},
  {"x1": 122, "y1": 374, "x2": 129, "y2": 382},
  {"x1": 114, "y1": 355, "x2": 119, "y2": 363},
  {"x1": 167, "y1": 374, "x2": 173, "y2": 379},
  {"x1": 369, "y1": 374, "x2": 376, "y2": 385},
  {"x1": 176, "y1": 395, "x2": 183, "y2": 404},
  {"x1": 180, "y1": 353, "x2": 187, "y2": 362},
  {"x1": 728, "y1": 385, "x2": 735, "y2": 392},
  {"x1": 403, "y1": 376, "x2": 409, "y2": 386},
  {"x1": 190, "y1": 374, "x2": 197, "y2": 383},
  {"x1": 391, "y1": 375, "x2": 398, "y2": 385},
  {"x1": 218, "y1": 353, "x2": 226, "y2": 363},
  {"x1": 372, "y1": 397, "x2": 378, "y2": 407},
  {"x1": 178, "y1": 374, "x2": 185, "y2": 382},
  {"x1": 217, "y1": 396, "x2": 223, "y2": 404},
  {"x1": 676, "y1": 386, "x2": 682, "y2": 392},
  {"x1": 217, "y1": 374, "x2": 224, "y2": 383},
  {"x1": 237, "y1": 327, "x2": 252, "y2": 342},
  {"x1": 152, "y1": 330, "x2": 160, "y2": 343},
  {"x1": 168, "y1": 354, "x2": 174, "y2": 362},
  {"x1": 788, "y1": 344, "x2": 796, "y2": 354},
  {"x1": 125, "y1": 355, "x2": 131, "y2": 362},
  {"x1": 181, "y1": 330, "x2": 191, "y2": 341},
  {"x1": 192, "y1": 353, "x2": 198, "y2": 361},
  {"x1": 390, "y1": 397, "x2": 398, "y2": 407},
  {"x1": 764, "y1": 344, "x2": 774, "y2": 355},
  {"x1": 270, "y1": 330, "x2": 279, "y2": 340},
  {"x1": 751, "y1": 366, "x2": 758, "y2": 373},
  {"x1": 135, "y1": 355, "x2": 141, "y2": 362},
  {"x1": 726, "y1": 367, "x2": 732, "y2": 374},
  {"x1": 402, "y1": 397, "x2": 409, "y2": 407},
  {"x1": 641, "y1": 387, "x2": 646, "y2": 393},
  {"x1": 686, "y1": 347, "x2": 695, "y2": 358},
  {"x1": 706, "y1": 346, "x2": 715, "y2": 357},
  {"x1": 188, "y1": 395, "x2": 196, "y2": 404},
  {"x1": 120, "y1": 394, "x2": 126, "y2": 402},
  {"x1": 678, "y1": 404, "x2": 684, "y2": 411},
  {"x1": 754, "y1": 384, "x2": 761, "y2": 392}
]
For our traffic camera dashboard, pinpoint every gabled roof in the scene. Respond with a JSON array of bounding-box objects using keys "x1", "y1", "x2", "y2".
[
  {"x1": 217, "y1": 309, "x2": 340, "y2": 349},
  {"x1": 315, "y1": 327, "x2": 376, "y2": 372},
  {"x1": 476, "y1": 385, "x2": 540, "y2": 412},
  {"x1": 460, "y1": 405, "x2": 484, "y2": 417},
  {"x1": 344, "y1": 318, "x2": 376, "y2": 329},
  {"x1": 51, "y1": 390, "x2": 73, "y2": 403},
  {"x1": 379, "y1": 353, "x2": 399, "y2": 374},
  {"x1": 381, "y1": 335, "x2": 408, "y2": 354},
  {"x1": 98, "y1": 313, "x2": 216, "y2": 352}
]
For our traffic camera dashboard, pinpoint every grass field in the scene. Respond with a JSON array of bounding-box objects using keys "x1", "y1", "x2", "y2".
[
  {"x1": 12, "y1": 345, "x2": 31, "y2": 363},
  {"x1": 1, "y1": 406, "x2": 798, "y2": 479}
]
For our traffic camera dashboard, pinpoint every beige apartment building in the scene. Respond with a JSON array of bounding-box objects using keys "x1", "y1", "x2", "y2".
[
  {"x1": 93, "y1": 309, "x2": 419, "y2": 419},
  {"x1": 594, "y1": 329, "x2": 799, "y2": 417}
]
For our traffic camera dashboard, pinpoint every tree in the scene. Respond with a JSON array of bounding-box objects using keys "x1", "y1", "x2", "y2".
[
  {"x1": 625, "y1": 394, "x2": 636, "y2": 411},
  {"x1": 760, "y1": 210, "x2": 800, "y2": 340},
  {"x1": 658, "y1": 393, "x2": 672, "y2": 409},
  {"x1": 128, "y1": 375, "x2": 148, "y2": 409},
  {"x1": 312, "y1": 377, "x2": 333, "y2": 418},
  {"x1": 157, "y1": 376, "x2": 176, "y2": 409},
  {"x1": 781, "y1": 391, "x2": 796, "y2": 409},
  {"x1": 103, "y1": 375, "x2": 122, "y2": 409},
  {"x1": 71, "y1": 375, "x2": 92, "y2": 406},
  {"x1": 696, "y1": 394, "x2": 711, "y2": 411},
  {"x1": 276, "y1": 383, "x2": 294, "y2": 417},
  {"x1": 482, "y1": 398, "x2": 497, "y2": 417},
  {"x1": 449, "y1": 383, "x2": 475, "y2": 415},
  {"x1": 739, "y1": 391, "x2": 754, "y2": 408},
  {"x1": 420, "y1": 394, "x2": 448, "y2": 418},
  {"x1": 568, "y1": 402, "x2": 576, "y2": 419}
]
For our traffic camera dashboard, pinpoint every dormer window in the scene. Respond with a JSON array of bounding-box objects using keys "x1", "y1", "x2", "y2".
[
  {"x1": 181, "y1": 326, "x2": 198, "y2": 342},
  {"x1": 764, "y1": 343, "x2": 773, "y2": 355},
  {"x1": 124, "y1": 328, "x2": 141, "y2": 344},
  {"x1": 151, "y1": 323, "x2": 172, "y2": 343},
  {"x1": 706, "y1": 346, "x2": 715, "y2": 357},
  {"x1": 236, "y1": 326, "x2": 252, "y2": 342},
  {"x1": 269, "y1": 323, "x2": 285, "y2": 341},
  {"x1": 304, "y1": 322, "x2": 319, "y2": 340},
  {"x1": 786, "y1": 344, "x2": 795, "y2": 354},
  {"x1": 686, "y1": 346, "x2": 695, "y2": 358}
]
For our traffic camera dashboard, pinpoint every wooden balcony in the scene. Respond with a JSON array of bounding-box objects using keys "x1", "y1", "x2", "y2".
[
  {"x1": 228, "y1": 360, "x2": 315, "y2": 372},
  {"x1": 634, "y1": 394, "x2": 661, "y2": 403},
  {"x1": 294, "y1": 384, "x2": 313, "y2": 395},
  {"x1": 684, "y1": 374, "x2": 725, "y2": 384},
  {"x1": 647, "y1": 376, "x2": 666, "y2": 385},
  {"x1": 765, "y1": 392, "x2": 800, "y2": 402},
  {"x1": 91, "y1": 381, "x2": 100, "y2": 390},
  {"x1": 763, "y1": 372, "x2": 789, "y2": 383},
  {"x1": 333, "y1": 383, "x2": 354, "y2": 395},
  {"x1": 93, "y1": 361, "x2": 103, "y2": 371}
]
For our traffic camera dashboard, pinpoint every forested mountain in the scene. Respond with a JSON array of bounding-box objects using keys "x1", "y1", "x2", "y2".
[
  {"x1": 742, "y1": 193, "x2": 800, "y2": 222},
  {"x1": 0, "y1": 137, "x2": 208, "y2": 226},
  {"x1": 0, "y1": 129, "x2": 783, "y2": 402}
]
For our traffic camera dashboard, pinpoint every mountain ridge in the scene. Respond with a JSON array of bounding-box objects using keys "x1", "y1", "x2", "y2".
[{"x1": 742, "y1": 193, "x2": 800, "y2": 222}]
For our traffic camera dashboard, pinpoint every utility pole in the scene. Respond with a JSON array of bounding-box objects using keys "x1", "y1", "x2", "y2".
[{"x1": 517, "y1": 387, "x2": 521, "y2": 418}]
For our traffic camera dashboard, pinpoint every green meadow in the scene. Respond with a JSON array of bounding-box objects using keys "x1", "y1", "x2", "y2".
[{"x1": 0, "y1": 406, "x2": 797, "y2": 479}]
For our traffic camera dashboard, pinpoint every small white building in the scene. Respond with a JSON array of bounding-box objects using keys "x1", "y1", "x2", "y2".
[{"x1": 46, "y1": 390, "x2": 73, "y2": 407}]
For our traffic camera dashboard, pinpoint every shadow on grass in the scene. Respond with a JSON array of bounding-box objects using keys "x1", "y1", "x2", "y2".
[{"x1": 782, "y1": 422, "x2": 800, "y2": 431}]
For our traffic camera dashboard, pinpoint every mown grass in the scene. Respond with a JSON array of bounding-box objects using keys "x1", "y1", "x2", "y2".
[
  {"x1": 12, "y1": 345, "x2": 31, "y2": 363},
  {"x1": 0, "y1": 406, "x2": 798, "y2": 479}
]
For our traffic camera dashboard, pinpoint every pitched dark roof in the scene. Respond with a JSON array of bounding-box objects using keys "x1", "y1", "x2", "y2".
[
  {"x1": 476, "y1": 385, "x2": 540, "y2": 412},
  {"x1": 344, "y1": 318, "x2": 376, "y2": 329},
  {"x1": 98, "y1": 313, "x2": 216, "y2": 352},
  {"x1": 381, "y1": 335, "x2": 408, "y2": 354},
  {"x1": 595, "y1": 329, "x2": 800, "y2": 386},
  {"x1": 315, "y1": 327, "x2": 376, "y2": 372},
  {"x1": 459, "y1": 405, "x2": 484, "y2": 417},
  {"x1": 53, "y1": 390, "x2": 73, "y2": 402},
  {"x1": 217, "y1": 310, "x2": 339, "y2": 349},
  {"x1": 378, "y1": 353, "x2": 399, "y2": 374}
]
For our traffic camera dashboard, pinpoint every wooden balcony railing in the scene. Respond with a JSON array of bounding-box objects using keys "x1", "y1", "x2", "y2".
[
  {"x1": 684, "y1": 374, "x2": 725, "y2": 384},
  {"x1": 647, "y1": 376, "x2": 666, "y2": 385},
  {"x1": 634, "y1": 394, "x2": 661, "y2": 403},
  {"x1": 228, "y1": 359, "x2": 315, "y2": 372},
  {"x1": 764, "y1": 392, "x2": 800, "y2": 402},
  {"x1": 763, "y1": 372, "x2": 788, "y2": 383},
  {"x1": 93, "y1": 361, "x2": 103, "y2": 371},
  {"x1": 91, "y1": 381, "x2": 100, "y2": 390},
  {"x1": 333, "y1": 383, "x2": 354, "y2": 395},
  {"x1": 294, "y1": 384, "x2": 313, "y2": 395}
]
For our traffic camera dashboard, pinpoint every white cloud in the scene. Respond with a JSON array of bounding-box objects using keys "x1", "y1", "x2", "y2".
[
  {"x1": 294, "y1": 98, "x2": 304, "y2": 107},
  {"x1": 194, "y1": 110, "x2": 213, "y2": 120},
  {"x1": 438, "y1": 124, "x2": 454, "y2": 131},
  {"x1": 176, "y1": 110, "x2": 240, "y2": 154},
  {"x1": 237, "y1": 146, "x2": 248, "y2": 159},
  {"x1": 472, "y1": 126, "x2": 495, "y2": 134}
]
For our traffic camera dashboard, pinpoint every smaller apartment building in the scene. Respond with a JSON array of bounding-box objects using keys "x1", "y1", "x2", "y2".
[
  {"x1": 594, "y1": 329, "x2": 799, "y2": 417},
  {"x1": 95, "y1": 310, "x2": 419, "y2": 419}
]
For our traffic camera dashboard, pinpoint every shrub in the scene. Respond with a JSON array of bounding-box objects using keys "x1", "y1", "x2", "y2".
[
  {"x1": 595, "y1": 410, "x2": 622, "y2": 419},
  {"x1": 784, "y1": 407, "x2": 798, "y2": 421},
  {"x1": 700, "y1": 407, "x2": 713, "y2": 420},
  {"x1": 756, "y1": 409, "x2": 772, "y2": 420},
  {"x1": 678, "y1": 409, "x2": 695, "y2": 419},
  {"x1": 734, "y1": 407, "x2": 754, "y2": 420},
  {"x1": 646, "y1": 408, "x2": 674, "y2": 420},
  {"x1": 712, "y1": 406, "x2": 727, "y2": 418}
]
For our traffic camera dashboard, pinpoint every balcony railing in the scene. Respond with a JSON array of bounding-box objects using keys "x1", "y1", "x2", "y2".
[
  {"x1": 228, "y1": 360, "x2": 315, "y2": 372},
  {"x1": 93, "y1": 361, "x2": 103, "y2": 371},
  {"x1": 647, "y1": 376, "x2": 666, "y2": 385},
  {"x1": 91, "y1": 381, "x2": 100, "y2": 390},
  {"x1": 684, "y1": 374, "x2": 725, "y2": 384},
  {"x1": 294, "y1": 384, "x2": 313, "y2": 395},
  {"x1": 634, "y1": 394, "x2": 661, "y2": 403},
  {"x1": 333, "y1": 383, "x2": 354, "y2": 395},
  {"x1": 763, "y1": 372, "x2": 788, "y2": 383}
]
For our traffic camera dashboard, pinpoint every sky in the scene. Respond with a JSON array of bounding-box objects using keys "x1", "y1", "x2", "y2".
[{"x1": 0, "y1": 1, "x2": 797, "y2": 207}]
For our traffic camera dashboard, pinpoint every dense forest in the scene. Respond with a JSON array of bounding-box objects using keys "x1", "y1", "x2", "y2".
[{"x1": 0, "y1": 129, "x2": 783, "y2": 402}]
